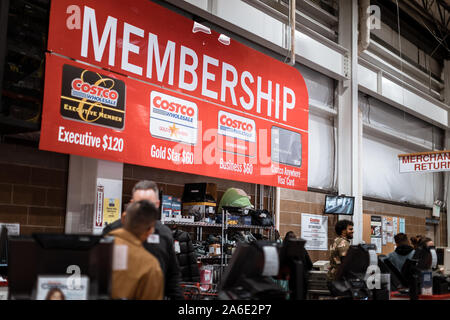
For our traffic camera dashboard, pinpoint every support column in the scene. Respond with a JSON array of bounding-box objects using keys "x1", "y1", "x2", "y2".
[
  {"x1": 65, "y1": 155, "x2": 123, "y2": 235},
  {"x1": 337, "y1": 0, "x2": 363, "y2": 244},
  {"x1": 444, "y1": 60, "x2": 450, "y2": 247}
]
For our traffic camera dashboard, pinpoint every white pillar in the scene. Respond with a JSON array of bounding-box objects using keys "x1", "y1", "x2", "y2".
[
  {"x1": 338, "y1": 0, "x2": 363, "y2": 244},
  {"x1": 65, "y1": 155, "x2": 123, "y2": 235}
]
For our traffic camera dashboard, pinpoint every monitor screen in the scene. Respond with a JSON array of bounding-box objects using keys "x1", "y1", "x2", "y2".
[
  {"x1": 8, "y1": 234, "x2": 114, "y2": 300},
  {"x1": 324, "y1": 195, "x2": 354, "y2": 215},
  {"x1": 444, "y1": 248, "x2": 450, "y2": 275},
  {"x1": 335, "y1": 244, "x2": 376, "y2": 280},
  {"x1": 436, "y1": 247, "x2": 445, "y2": 265},
  {"x1": 378, "y1": 256, "x2": 408, "y2": 290}
]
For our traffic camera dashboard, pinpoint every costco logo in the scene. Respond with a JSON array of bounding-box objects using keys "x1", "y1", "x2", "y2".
[
  {"x1": 217, "y1": 111, "x2": 256, "y2": 142},
  {"x1": 150, "y1": 90, "x2": 198, "y2": 145},
  {"x1": 152, "y1": 95, "x2": 196, "y2": 119},
  {"x1": 71, "y1": 78, "x2": 119, "y2": 107}
]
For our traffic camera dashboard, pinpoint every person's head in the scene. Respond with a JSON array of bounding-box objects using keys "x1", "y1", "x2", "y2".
[
  {"x1": 394, "y1": 233, "x2": 410, "y2": 246},
  {"x1": 284, "y1": 231, "x2": 296, "y2": 240},
  {"x1": 410, "y1": 235, "x2": 434, "y2": 249},
  {"x1": 418, "y1": 237, "x2": 434, "y2": 248},
  {"x1": 123, "y1": 200, "x2": 160, "y2": 242},
  {"x1": 131, "y1": 180, "x2": 160, "y2": 207},
  {"x1": 122, "y1": 180, "x2": 160, "y2": 224},
  {"x1": 45, "y1": 287, "x2": 65, "y2": 300},
  {"x1": 335, "y1": 220, "x2": 354, "y2": 239}
]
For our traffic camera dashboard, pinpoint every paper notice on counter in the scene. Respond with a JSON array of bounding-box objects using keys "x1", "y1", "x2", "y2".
[
  {"x1": 262, "y1": 246, "x2": 279, "y2": 276},
  {"x1": 113, "y1": 245, "x2": 128, "y2": 271},
  {"x1": 382, "y1": 232, "x2": 387, "y2": 246},
  {"x1": 393, "y1": 217, "x2": 398, "y2": 235}
]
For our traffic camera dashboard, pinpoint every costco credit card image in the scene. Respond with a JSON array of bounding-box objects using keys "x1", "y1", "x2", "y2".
[
  {"x1": 217, "y1": 110, "x2": 256, "y2": 157},
  {"x1": 271, "y1": 126, "x2": 302, "y2": 167},
  {"x1": 149, "y1": 90, "x2": 198, "y2": 145},
  {"x1": 60, "y1": 64, "x2": 126, "y2": 129}
]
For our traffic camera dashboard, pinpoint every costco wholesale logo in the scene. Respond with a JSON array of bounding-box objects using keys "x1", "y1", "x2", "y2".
[
  {"x1": 217, "y1": 111, "x2": 256, "y2": 157},
  {"x1": 60, "y1": 65, "x2": 126, "y2": 129},
  {"x1": 71, "y1": 78, "x2": 119, "y2": 107},
  {"x1": 217, "y1": 111, "x2": 256, "y2": 143},
  {"x1": 149, "y1": 91, "x2": 198, "y2": 145}
]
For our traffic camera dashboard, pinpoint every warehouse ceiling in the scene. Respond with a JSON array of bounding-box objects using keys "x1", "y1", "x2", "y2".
[{"x1": 396, "y1": 0, "x2": 449, "y2": 59}]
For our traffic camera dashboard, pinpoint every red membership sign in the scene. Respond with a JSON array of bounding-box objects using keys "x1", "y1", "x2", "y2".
[{"x1": 40, "y1": 0, "x2": 309, "y2": 190}]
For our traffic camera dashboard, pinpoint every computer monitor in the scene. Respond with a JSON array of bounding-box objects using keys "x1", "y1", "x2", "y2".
[
  {"x1": 324, "y1": 195, "x2": 354, "y2": 215},
  {"x1": 412, "y1": 246, "x2": 436, "y2": 271},
  {"x1": 443, "y1": 248, "x2": 450, "y2": 276},
  {"x1": 220, "y1": 241, "x2": 273, "y2": 291},
  {"x1": 219, "y1": 240, "x2": 311, "y2": 300},
  {"x1": 8, "y1": 233, "x2": 114, "y2": 300},
  {"x1": 0, "y1": 226, "x2": 7, "y2": 277},
  {"x1": 278, "y1": 238, "x2": 311, "y2": 300},
  {"x1": 378, "y1": 256, "x2": 408, "y2": 290},
  {"x1": 335, "y1": 244, "x2": 377, "y2": 281},
  {"x1": 436, "y1": 247, "x2": 445, "y2": 265}
]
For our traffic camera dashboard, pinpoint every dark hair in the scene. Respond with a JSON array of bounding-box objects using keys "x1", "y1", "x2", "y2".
[
  {"x1": 132, "y1": 180, "x2": 159, "y2": 197},
  {"x1": 45, "y1": 287, "x2": 65, "y2": 300},
  {"x1": 124, "y1": 200, "x2": 159, "y2": 237},
  {"x1": 418, "y1": 237, "x2": 433, "y2": 248},
  {"x1": 284, "y1": 231, "x2": 296, "y2": 240},
  {"x1": 394, "y1": 233, "x2": 408, "y2": 245},
  {"x1": 335, "y1": 220, "x2": 353, "y2": 236},
  {"x1": 410, "y1": 235, "x2": 424, "y2": 249}
]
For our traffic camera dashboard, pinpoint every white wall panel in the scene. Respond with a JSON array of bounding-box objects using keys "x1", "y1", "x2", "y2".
[
  {"x1": 295, "y1": 31, "x2": 344, "y2": 79},
  {"x1": 308, "y1": 113, "x2": 334, "y2": 190},
  {"x1": 382, "y1": 78, "x2": 448, "y2": 127},
  {"x1": 358, "y1": 64, "x2": 377, "y2": 92},
  {"x1": 215, "y1": 0, "x2": 284, "y2": 47},
  {"x1": 363, "y1": 135, "x2": 434, "y2": 206},
  {"x1": 183, "y1": 0, "x2": 208, "y2": 10}
]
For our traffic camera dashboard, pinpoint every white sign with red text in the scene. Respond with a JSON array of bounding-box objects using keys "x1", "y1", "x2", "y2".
[
  {"x1": 398, "y1": 151, "x2": 450, "y2": 173},
  {"x1": 301, "y1": 213, "x2": 328, "y2": 251}
]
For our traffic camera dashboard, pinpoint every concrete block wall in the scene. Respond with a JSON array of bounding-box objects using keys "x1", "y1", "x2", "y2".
[
  {"x1": 0, "y1": 142, "x2": 69, "y2": 234},
  {"x1": 363, "y1": 200, "x2": 431, "y2": 239},
  {"x1": 279, "y1": 188, "x2": 336, "y2": 263},
  {"x1": 279, "y1": 189, "x2": 446, "y2": 262}
]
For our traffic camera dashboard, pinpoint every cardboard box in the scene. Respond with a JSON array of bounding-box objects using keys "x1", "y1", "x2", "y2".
[
  {"x1": 182, "y1": 202, "x2": 216, "y2": 222},
  {"x1": 182, "y1": 183, "x2": 217, "y2": 222},
  {"x1": 161, "y1": 195, "x2": 173, "y2": 222},
  {"x1": 240, "y1": 216, "x2": 252, "y2": 225},
  {"x1": 172, "y1": 197, "x2": 182, "y2": 218},
  {"x1": 182, "y1": 183, "x2": 217, "y2": 203}
]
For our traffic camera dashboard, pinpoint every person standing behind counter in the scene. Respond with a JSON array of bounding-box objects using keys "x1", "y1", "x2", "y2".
[
  {"x1": 385, "y1": 233, "x2": 415, "y2": 273},
  {"x1": 103, "y1": 180, "x2": 184, "y2": 300},
  {"x1": 109, "y1": 200, "x2": 164, "y2": 300},
  {"x1": 327, "y1": 220, "x2": 354, "y2": 282}
]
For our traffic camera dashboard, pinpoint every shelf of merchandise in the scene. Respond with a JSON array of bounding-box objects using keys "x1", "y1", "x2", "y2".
[
  {"x1": 162, "y1": 220, "x2": 273, "y2": 230},
  {"x1": 163, "y1": 210, "x2": 274, "y2": 286}
]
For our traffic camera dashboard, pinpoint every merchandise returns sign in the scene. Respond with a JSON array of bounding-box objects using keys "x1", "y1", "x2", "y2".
[
  {"x1": 398, "y1": 151, "x2": 450, "y2": 173},
  {"x1": 40, "y1": 0, "x2": 309, "y2": 190}
]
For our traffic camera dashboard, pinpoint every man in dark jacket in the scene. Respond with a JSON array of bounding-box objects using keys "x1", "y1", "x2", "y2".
[
  {"x1": 103, "y1": 180, "x2": 184, "y2": 300},
  {"x1": 385, "y1": 233, "x2": 415, "y2": 273}
]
